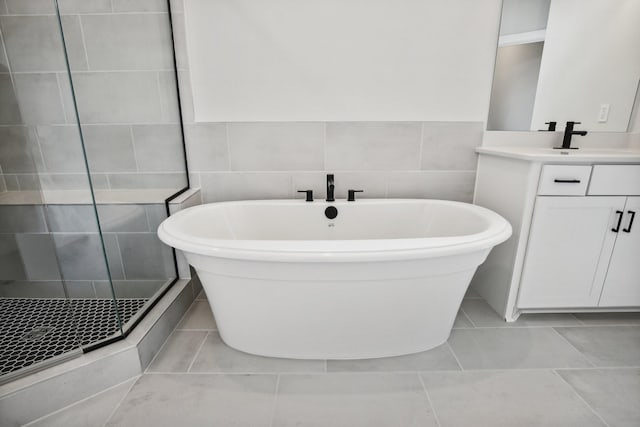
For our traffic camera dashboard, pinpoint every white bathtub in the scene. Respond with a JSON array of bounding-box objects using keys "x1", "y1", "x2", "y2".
[{"x1": 158, "y1": 199, "x2": 511, "y2": 359}]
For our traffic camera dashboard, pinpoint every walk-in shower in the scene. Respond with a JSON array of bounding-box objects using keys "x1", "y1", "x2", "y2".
[{"x1": 0, "y1": 0, "x2": 188, "y2": 382}]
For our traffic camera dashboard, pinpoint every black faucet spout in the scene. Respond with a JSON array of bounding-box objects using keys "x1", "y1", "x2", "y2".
[
  {"x1": 326, "y1": 174, "x2": 335, "y2": 202},
  {"x1": 557, "y1": 121, "x2": 587, "y2": 150}
]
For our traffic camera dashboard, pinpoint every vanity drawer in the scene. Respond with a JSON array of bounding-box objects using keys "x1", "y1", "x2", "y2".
[
  {"x1": 538, "y1": 165, "x2": 592, "y2": 196},
  {"x1": 588, "y1": 165, "x2": 640, "y2": 195}
]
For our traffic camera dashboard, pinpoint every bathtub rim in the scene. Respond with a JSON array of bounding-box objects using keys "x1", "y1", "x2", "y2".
[{"x1": 158, "y1": 199, "x2": 512, "y2": 262}]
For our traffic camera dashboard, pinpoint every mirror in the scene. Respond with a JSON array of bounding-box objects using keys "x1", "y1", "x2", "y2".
[{"x1": 487, "y1": 0, "x2": 640, "y2": 132}]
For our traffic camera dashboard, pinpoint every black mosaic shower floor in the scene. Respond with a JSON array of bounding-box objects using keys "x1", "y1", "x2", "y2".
[{"x1": 0, "y1": 298, "x2": 147, "y2": 377}]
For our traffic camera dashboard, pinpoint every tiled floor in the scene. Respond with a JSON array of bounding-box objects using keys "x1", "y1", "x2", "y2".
[{"x1": 26, "y1": 290, "x2": 640, "y2": 427}]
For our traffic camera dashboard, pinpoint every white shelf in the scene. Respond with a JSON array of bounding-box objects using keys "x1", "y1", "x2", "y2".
[{"x1": 498, "y1": 29, "x2": 546, "y2": 47}]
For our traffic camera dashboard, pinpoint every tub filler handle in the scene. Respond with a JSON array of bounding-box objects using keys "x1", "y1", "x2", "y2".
[
  {"x1": 297, "y1": 190, "x2": 314, "y2": 202},
  {"x1": 347, "y1": 189, "x2": 364, "y2": 201}
]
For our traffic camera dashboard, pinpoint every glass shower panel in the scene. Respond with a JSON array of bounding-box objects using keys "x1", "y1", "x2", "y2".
[
  {"x1": 0, "y1": 0, "x2": 121, "y2": 381},
  {"x1": 58, "y1": 0, "x2": 188, "y2": 331}
]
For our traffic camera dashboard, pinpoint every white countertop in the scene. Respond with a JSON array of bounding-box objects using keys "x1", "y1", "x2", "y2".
[
  {"x1": 476, "y1": 146, "x2": 640, "y2": 163},
  {"x1": 0, "y1": 189, "x2": 181, "y2": 205}
]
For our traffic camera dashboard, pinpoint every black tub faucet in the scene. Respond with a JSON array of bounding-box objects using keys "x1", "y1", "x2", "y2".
[
  {"x1": 326, "y1": 174, "x2": 335, "y2": 202},
  {"x1": 556, "y1": 121, "x2": 587, "y2": 149}
]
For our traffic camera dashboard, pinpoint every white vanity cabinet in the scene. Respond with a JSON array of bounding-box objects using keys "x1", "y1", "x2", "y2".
[{"x1": 472, "y1": 147, "x2": 640, "y2": 321}]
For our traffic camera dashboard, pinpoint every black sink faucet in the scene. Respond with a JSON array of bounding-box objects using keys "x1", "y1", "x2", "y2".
[
  {"x1": 557, "y1": 121, "x2": 587, "y2": 149},
  {"x1": 326, "y1": 174, "x2": 335, "y2": 202}
]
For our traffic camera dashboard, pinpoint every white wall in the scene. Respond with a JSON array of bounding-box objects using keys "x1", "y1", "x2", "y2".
[
  {"x1": 500, "y1": 0, "x2": 551, "y2": 35},
  {"x1": 487, "y1": 42, "x2": 544, "y2": 131},
  {"x1": 530, "y1": 0, "x2": 640, "y2": 132},
  {"x1": 184, "y1": 0, "x2": 502, "y2": 122}
]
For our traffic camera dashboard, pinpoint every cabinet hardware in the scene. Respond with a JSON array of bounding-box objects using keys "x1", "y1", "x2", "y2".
[
  {"x1": 612, "y1": 210, "x2": 624, "y2": 232},
  {"x1": 553, "y1": 179, "x2": 581, "y2": 183},
  {"x1": 623, "y1": 210, "x2": 636, "y2": 233}
]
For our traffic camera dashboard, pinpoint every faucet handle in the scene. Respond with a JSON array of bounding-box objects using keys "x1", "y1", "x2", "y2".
[
  {"x1": 347, "y1": 189, "x2": 363, "y2": 202},
  {"x1": 297, "y1": 190, "x2": 314, "y2": 202}
]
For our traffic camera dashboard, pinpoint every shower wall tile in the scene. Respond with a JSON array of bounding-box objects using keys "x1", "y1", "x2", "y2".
[
  {"x1": 0, "y1": 234, "x2": 27, "y2": 280},
  {"x1": 36, "y1": 125, "x2": 86, "y2": 173},
  {"x1": 81, "y1": 14, "x2": 173, "y2": 70},
  {"x1": 0, "y1": 205, "x2": 47, "y2": 233},
  {"x1": 199, "y1": 172, "x2": 292, "y2": 203},
  {"x1": 0, "y1": 74, "x2": 22, "y2": 124},
  {"x1": 72, "y1": 72, "x2": 163, "y2": 123},
  {"x1": 132, "y1": 124, "x2": 184, "y2": 172},
  {"x1": 0, "y1": 126, "x2": 37, "y2": 173},
  {"x1": 228, "y1": 122, "x2": 325, "y2": 171},
  {"x1": 145, "y1": 205, "x2": 168, "y2": 231},
  {"x1": 386, "y1": 171, "x2": 477, "y2": 202},
  {"x1": 171, "y1": 13, "x2": 189, "y2": 70},
  {"x1": 117, "y1": 233, "x2": 174, "y2": 279},
  {"x1": 82, "y1": 125, "x2": 137, "y2": 173},
  {"x1": 64, "y1": 281, "x2": 97, "y2": 298},
  {"x1": 16, "y1": 174, "x2": 41, "y2": 190},
  {"x1": 0, "y1": 281, "x2": 66, "y2": 298},
  {"x1": 39, "y1": 173, "x2": 90, "y2": 190},
  {"x1": 102, "y1": 233, "x2": 125, "y2": 280},
  {"x1": 325, "y1": 122, "x2": 422, "y2": 170},
  {"x1": 97, "y1": 205, "x2": 148, "y2": 232},
  {"x1": 157, "y1": 71, "x2": 181, "y2": 123},
  {"x1": 53, "y1": 233, "x2": 109, "y2": 280},
  {"x1": 0, "y1": 16, "x2": 64, "y2": 72},
  {"x1": 15, "y1": 233, "x2": 61, "y2": 280},
  {"x1": 46, "y1": 205, "x2": 99, "y2": 232},
  {"x1": 13, "y1": 73, "x2": 66, "y2": 124},
  {"x1": 111, "y1": 280, "x2": 166, "y2": 298},
  {"x1": 112, "y1": 0, "x2": 168, "y2": 12},
  {"x1": 332, "y1": 172, "x2": 388, "y2": 199},
  {"x1": 108, "y1": 172, "x2": 186, "y2": 189},
  {"x1": 58, "y1": 0, "x2": 111, "y2": 14},
  {"x1": 5, "y1": 0, "x2": 54, "y2": 15},
  {"x1": 59, "y1": 15, "x2": 89, "y2": 71},
  {"x1": 184, "y1": 123, "x2": 228, "y2": 172},
  {"x1": 3, "y1": 174, "x2": 19, "y2": 191},
  {"x1": 421, "y1": 121, "x2": 483, "y2": 170},
  {"x1": 0, "y1": 0, "x2": 8, "y2": 15}
]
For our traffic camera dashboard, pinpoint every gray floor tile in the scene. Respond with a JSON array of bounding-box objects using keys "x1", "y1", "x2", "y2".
[
  {"x1": 554, "y1": 326, "x2": 640, "y2": 367},
  {"x1": 448, "y1": 328, "x2": 592, "y2": 369},
  {"x1": 147, "y1": 331, "x2": 208, "y2": 373},
  {"x1": 422, "y1": 370, "x2": 604, "y2": 427},
  {"x1": 273, "y1": 373, "x2": 438, "y2": 427},
  {"x1": 105, "y1": 374, "x2": 276, "y2": 427},
  {"x1": 462, "y1": 298, "x2": 582, "y2": 327},
  {"x1": 176, "y1": 300, "x2": 217, "y2": 330},
  {"x1": 190, "y1": 333, "x2": 325, "y2": 373},
  {"x1": 29, "y1": 377, "x2": 137, "y2": 427},
  {"x1": 557, "y1": 368, "x2": 640, "y2": 427},
  {"x1": 327, "y1": 343, "x2": 460, "y2": 372},
  {"x1": 573, "y1": 312, "x2": 640, "y2": 326},
  {"x1": 195, "y1": 290, "x2": 207, "y2": 300},
  {"x1": 452, "y1": 309, "x2": 474, "y2": 328}
]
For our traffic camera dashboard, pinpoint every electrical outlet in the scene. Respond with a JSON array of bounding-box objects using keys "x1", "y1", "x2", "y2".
[{"x1": 598, "y1": 104, "x2": 610, "y2": 122}]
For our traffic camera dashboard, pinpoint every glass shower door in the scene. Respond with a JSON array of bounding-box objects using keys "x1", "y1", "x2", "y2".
[{"x1": 0, "y1": 0, "x2": 122, "y2": 381}]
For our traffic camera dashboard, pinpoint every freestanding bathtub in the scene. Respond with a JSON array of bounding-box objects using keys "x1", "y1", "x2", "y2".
[{"x1": 158, "y1": 199, "x2": 511, "y2": 359}]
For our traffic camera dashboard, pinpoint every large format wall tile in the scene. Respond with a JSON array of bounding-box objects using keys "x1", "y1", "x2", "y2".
[
  {"x1": 0, "y1": 234, "x2": 27, "y2": 280},
  {"x1": 132, "y1": 125, "x2": 184, "y2": 172},
  {"x1": 5, "y1": 0, "x2": 55, "y2": 14},
  {"x1": 53, "y1": 233, "x2": 110, "y2": 280},
  {"x1": 0, "y1": 16, "x2": 65, "y2": 72},
  {"x1": 0, "y1": 126, "x2": 37, "y2": 173},
  {"x1": 15, "y1": 233, "x2": 61, "y2": 280},
  {"x1": 0, "y1": 74, "x2": 22, "y2": 124},
  {"x1": 326, "y1": 122, "x2": 422, "y2": 170},
  {"x1": 421, "y1": 121, "x2": 483, "y2": 170},
  {"x1": 58, "y1": 0, "x2": 111, "y2": 14},
  {"x1": 0, "y1": 205, "x2": 47, "y2": 233},
  {"x1": 36, "y1": 125, "x2": 86, "y2": 173},
  {"x1": 199, "y1": 172, "x2": 292, "y2": 202},
  {"x1": 72, "y1": 72, "x2": 163, "y2": 123},
  {"x1": 82, "y1": 125, "x2": 137, "y2": 173},
  {"x1": 13, "y1": 73, "x2": 65, "y2": 124},
  {"x1": 81, "y1": 14, "x2": 173, "y2": 70},
  {"x1": 112, "y1": 0, "x2": 169, "y2": 13},
  {"x1": 117, "y1": 233, "x2": 174, "y2": 279},
  {"x1": 184, "y1": 123, "x2": 228, "y2": 172},
  {"x1": 228, "y1": 122, "x2": 324, "y2": 171}
]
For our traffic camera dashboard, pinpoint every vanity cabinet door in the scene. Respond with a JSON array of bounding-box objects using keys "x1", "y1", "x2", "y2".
[
  {"x1": 599, "y1": 196, "x2": 640, "y2": 307},
  {"x1": 517, "y1": 196, "x2": 625, "y2": 308}
]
